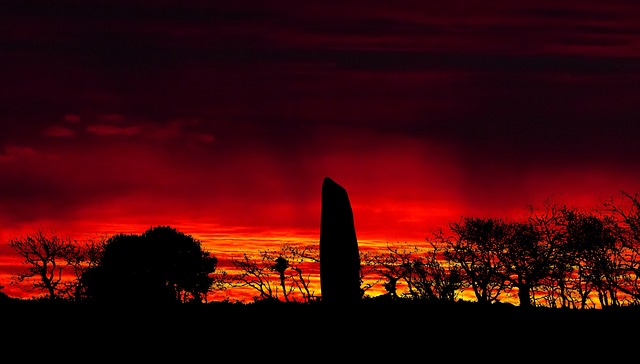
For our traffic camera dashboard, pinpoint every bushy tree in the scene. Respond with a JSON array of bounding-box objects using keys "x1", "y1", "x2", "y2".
[{"x1": 80, "y1": 226, "x2": 218, "y2": 304}]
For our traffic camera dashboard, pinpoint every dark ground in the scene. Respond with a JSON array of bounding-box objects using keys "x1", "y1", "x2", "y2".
[{"x1": 2, "y1": 298, "x2": 636, "y2": 359}]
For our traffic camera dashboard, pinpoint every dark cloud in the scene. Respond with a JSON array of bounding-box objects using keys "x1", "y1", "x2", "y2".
[
  {"x1": 43, "y1": 126, "x2": 75, "y2": 137},
  {"x1": 1, "y1": 0, "x2": 640, "y2": 246},
  {"x1": 86, "y1": 124, "x2": 142, "y2": 136}
]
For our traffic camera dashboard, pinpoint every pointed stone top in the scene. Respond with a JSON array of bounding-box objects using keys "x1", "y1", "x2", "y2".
[
  {"x1": 323, "y1": 176, "x2": 336, "y2": 184},
  {"x1": 323, "y1": 176, "x2": 344, "y2": 191}
]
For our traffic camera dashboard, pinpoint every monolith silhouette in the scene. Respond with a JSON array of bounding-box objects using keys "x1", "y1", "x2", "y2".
[{"x1": 319, "y1": 177, "x2": 361, "y2": 304}]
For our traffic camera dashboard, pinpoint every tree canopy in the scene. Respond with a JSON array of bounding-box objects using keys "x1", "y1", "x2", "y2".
[{"x1": 80, "y1": 226, "x2": 218, "y2": 304}]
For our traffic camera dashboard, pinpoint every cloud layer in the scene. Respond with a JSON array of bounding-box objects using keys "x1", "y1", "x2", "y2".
[{"x1": 2, "y1": 0, "x2": 640, "y2": 251}]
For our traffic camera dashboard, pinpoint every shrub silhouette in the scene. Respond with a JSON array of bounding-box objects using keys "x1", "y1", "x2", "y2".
[{"x1": 80, "y1": 226, "x2": 217, "y2": 304}]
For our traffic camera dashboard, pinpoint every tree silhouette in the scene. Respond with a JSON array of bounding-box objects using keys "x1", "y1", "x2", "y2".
[
  {"x1": 361, "y1": 243, "x2": 464, "y2": 301},
  {"x1": 228, "y1": 252, "x2": 278, "y2": 301},
  {"x1": 604, "y1": 191, "x2": 640, "y2": 303},
  {"x1": 528, "y1": 199, "x2": 576, "y2": 308},
  {"x1": 273, "y1": 256, "x2": 290, "y2": 302},
  {"x1": 8, "y1": 190, "x2": 640, "y2": 309},
  {"x1": 492, "y1": 221, "x2": 550, "y2": 308},
  {"x1": 563, "y1": 208, "x2": 620, "y2": 308},
  {"x1": 228, "y1": 243, "x2": 319, "y2": 303},
  {"x1": 416, "y1": 243, "x2": 465, "y2": 302},
  {"x1": 8, "y1": 228, "x2": 92, "y2": 300},
  {"x1": 141, "y1": 226, "x2": 219, "y2": 303},
  {"x1": 80, "y1": 226, "x2": 218, "y2": 304},
  {"x1": 360, "y1": 244, "x2": 407, "y2": 300},
  {"x1": 434, "y1": 218, "x2": 507, "y2": 304},
  {"x1": 530, "y1": 201, "x2": 627, "y2": 308}
]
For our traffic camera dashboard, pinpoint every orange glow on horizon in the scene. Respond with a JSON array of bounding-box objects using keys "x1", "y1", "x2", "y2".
[{"x1": 2, "y1": 182, "x2": 639, "y2": 304}]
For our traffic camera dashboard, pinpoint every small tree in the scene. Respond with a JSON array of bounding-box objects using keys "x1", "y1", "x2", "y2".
[
  {"x1": 8, "y1": 228, "x2": 83, "y2": 300},
  {"x1": 228, "y1": 252, "x2": 279, "y2": 301},
  {"x1": 361, "y1": 242, "x2": 464, "y2": 302},
  {"x1": 563, "y1": 208, "x2": 621, "y2": 308},
  {"x1": 603, "y1": 191, "x2": 640, "y2": 305},
  {"x1": 492, "y1": 221, "x2": 550, "y2": 308},
  {"x1": 228, "y1": 243, "x2": 319, "y2": 303},
  {"x1": 433, "y1": 218, "x2": 508, "y2": 304},
  {"x1": 360, "y1": 245, "x2": 409, "y2": 300}
]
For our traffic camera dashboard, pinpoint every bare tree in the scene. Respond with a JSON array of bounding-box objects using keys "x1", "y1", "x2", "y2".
[
  {"x1": 492, "y1": 220, "x2": 552, "y2": 308},
  {"x1": 360, "y1": 242, "x2": 464, "y2": 302},
  {"x1": 8, "y1": 228, "x2": 83, "y2": 300},
  {"x1": 529, "y1": 199, "x2": 630, "y2": 309},
  {"x1": 561, "y1": 208, "x2": 621, "y2": 308},
  {"x1": 360, "y1": 244, "x2": 410, "y2": 300},
  {"x1": 418, "y1": 242, "x2": 465, "y2": 302},
  {"x1": 528, "y1": 199, "x2": 577, "y2": 308},
  {"x1": 280, "y1": 243, "x2": 320, "y2": 302},
  {"x1": 68, "y1": 234, "x2": 108, "y2": 301},
  {"x1": 433, "y1": 218, "x2": 509, "y2": 304},
  {"x1": 602, "y1": 191, "x2": 640, "y2": 305},
  {"x1": 229, "y1": 252, "x2": 279, "y2": 301},
  {"x1": 228, "y1": 243, "x2": 319, "y2": 303}
]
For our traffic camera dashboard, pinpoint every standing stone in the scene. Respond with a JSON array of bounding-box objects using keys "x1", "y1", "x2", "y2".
[{"x1": 319, "y1": 177, "x2": 361, "y2": 304}]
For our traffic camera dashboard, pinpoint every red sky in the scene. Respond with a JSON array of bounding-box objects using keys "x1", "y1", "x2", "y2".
[{"x1": 2, "y1": 1, "x2": 640, "y2": 299}]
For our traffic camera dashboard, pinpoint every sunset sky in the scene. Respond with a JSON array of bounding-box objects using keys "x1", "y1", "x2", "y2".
[{"x1": 2, "y1": 1, "x2": 640, "y2": 298}]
